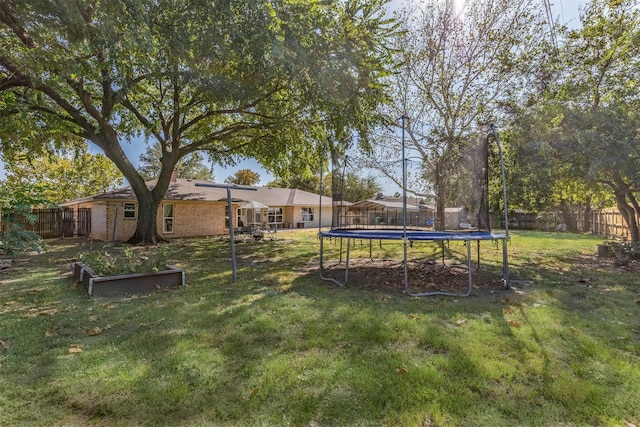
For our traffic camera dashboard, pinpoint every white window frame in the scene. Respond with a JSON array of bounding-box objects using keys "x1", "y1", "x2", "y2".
[
  {"x1": 301, "y1": 207, "x2": 314, "y2": 222},
  {"x1": 123, "y1": 203, "x2": 136, "y2": 219},
  {"x1": 268, "y1": 207, "x2": 283, "y2": 225},
  {"x1": 163, "y1": 203, "x2": 174, "y2": 234}
]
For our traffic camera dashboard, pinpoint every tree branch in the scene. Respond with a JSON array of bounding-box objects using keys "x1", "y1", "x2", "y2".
[
  {"x1": 121, "y1": 96, "x2": 165, "y2": 145},
  {"x1": 0, "y1": 2, "x2": 36, "y2": 48}
]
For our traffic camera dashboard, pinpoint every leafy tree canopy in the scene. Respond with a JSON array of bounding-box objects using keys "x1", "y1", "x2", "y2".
[
  {"x1": 225, "y1": 169, "x2": 260, "y2": 186},
  {"x1": 0, "y1": 182, "x2": 50, "y2": 260},
  {"x1": 269, "y1": 171, "x2": 380, "y2": 202},
  {"x1": 0, "y1": 0, "x2": 395, "y2": 244},
  {"x1": 2, "y1": 142, "x2": 123, "y2": 204},
  {"x1": 363, "y1": 0, "x2": 548, "y2": 229}
]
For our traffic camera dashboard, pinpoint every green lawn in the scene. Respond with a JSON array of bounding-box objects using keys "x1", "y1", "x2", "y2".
[{"x1": 1, "y1": 230, "x2": 639, "y2": 426}]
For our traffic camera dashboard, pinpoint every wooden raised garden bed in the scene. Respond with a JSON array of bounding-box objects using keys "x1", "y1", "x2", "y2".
[{"x1": 71, "y1": 262, "x2": 185, "y2": 296}]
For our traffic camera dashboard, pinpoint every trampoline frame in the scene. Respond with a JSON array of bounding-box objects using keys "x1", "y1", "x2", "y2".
[{"x1": 319, "y1": 229, "x2": 508, "y2": 297}]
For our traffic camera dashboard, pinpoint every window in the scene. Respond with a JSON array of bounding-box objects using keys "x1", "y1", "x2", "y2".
[
  {"x1": 123, "y1": 203, "x2": 136, "y2": 219},
  {"x1": 268, "y1": 207, "x2": 283, "y2": 225},
  {"x1": 163, "y1": 203, "x2": 174, "y2": 233},
  {"x1": 301, "y1": 207, "x2": 314, "y2": 222}
]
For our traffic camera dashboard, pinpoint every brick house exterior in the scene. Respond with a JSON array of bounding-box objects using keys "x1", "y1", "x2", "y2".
[{"x1": 62, "y1": 176, "x2": 333, "y2": 241}]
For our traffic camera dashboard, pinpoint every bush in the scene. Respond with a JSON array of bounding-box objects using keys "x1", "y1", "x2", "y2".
[
  {"x1": 0, "y1": 183, "x2": 50, "y2": 261},
  {"x1": 601, "y1": 238, "x2": 640, "y2": 264}
]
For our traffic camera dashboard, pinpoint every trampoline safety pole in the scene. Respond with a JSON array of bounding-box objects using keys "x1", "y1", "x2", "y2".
[
  {"x1": 401, "y1": 114, "x2": 409, "y2": 290},
  {"x1": 490, "y1": 124, "x2": 510, "y2": 289}
]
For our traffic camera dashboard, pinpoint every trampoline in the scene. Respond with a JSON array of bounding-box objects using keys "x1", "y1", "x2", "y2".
[
  {"x1": 318, "y1": 121, "x2": 511, "y2": 297},
  {"x1": 319, "y1": 229, "x2": 508, "y2": 297}
]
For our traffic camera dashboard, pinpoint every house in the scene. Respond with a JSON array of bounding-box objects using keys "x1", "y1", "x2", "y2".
[
  {"x1": 335, "y1": 193, "x2": 435, "y2": 228},
  {"x1": 61, "y1": 175, "x2": 333, "y2": 241}
]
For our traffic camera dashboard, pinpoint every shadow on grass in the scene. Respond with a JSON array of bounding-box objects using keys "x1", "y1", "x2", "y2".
[{"x1": 1, "y1": 233, "x2": 639, "y2": 425}]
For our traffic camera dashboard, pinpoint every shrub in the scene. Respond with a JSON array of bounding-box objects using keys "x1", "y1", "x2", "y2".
[
  {"x1": 79, "y1": 244, "x2": 172, "y2": 276},
  {"x1": 0, "y1": 183, "x2": 50, "y2": 262}
]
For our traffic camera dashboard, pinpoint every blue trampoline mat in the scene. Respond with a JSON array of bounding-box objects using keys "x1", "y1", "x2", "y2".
[{"x1": 320, "y1": 229, "x2": 506, "y2": 241}]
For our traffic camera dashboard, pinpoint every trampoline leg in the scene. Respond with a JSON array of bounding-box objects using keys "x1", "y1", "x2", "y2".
[
  {"x1": 464, "y1": 240, "x2": 473, "y2": 296},
  {"x1": 369, "y1": 239, "x2": 373, "y2": 261},
  {"x1": 344, "y1": 238, "x2": 351, "y2": 284},
  {"x1": 502, "y1": 239, "x2": 509, "y2": 289},
  {"x1": 319, "y1": 236, "x2": 348, "y2": 286}
]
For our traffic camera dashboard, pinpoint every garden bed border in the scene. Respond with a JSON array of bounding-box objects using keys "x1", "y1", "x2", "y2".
[{"x1": 71, "y1": 262, "x2": 185, "y2": 296}]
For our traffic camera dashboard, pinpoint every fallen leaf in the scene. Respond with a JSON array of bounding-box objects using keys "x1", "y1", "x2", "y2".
[
  {"x1": 0, "y1": 340, "x2": 10, "y2": 351},
  {"x1": 395, "y1": 366, "x2": 408, "y2": 374},
  {"x1": 45, "y1": 326, "x2": 55, "y2": 337},
  {"x1": 569, "y1": 327, "x2": 578, "y2": 334},
  {"x1": 408, "y1": 314, "x2": 421, "y2": 321},
  {"x1": 88, "y1": 315, "x2": 98, "y2": 322},
  {"x1": 455, "y1": 318, "x2": 468, "y2": 326},
  {"x1": 504, "y1": 308, "x2": 513, "y2": 315},
  {"x1": 508, "y1": 320, "x2": 522, "y2": 328},
  {"x1": 69, "y1": 344, "x2": 83, "y2": 353},
  {"x1": 39, "y1": 308, "x2": 58, "y2": 316},
  {"x1": 249, "y1": 387, "x2": 260, "y2": 398},
  {"x1": 84, "y1": 327, "x2": 102, "y2": 336}
]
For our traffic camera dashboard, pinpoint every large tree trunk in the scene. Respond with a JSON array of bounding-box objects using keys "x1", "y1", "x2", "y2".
[
  {"x1": 127, "y1": 192, "x2": 165, "y2": 245},
  {"x1": 476, "y1": 135, "x2": 491, "y2": 230},
  {"x1": 614, "y1": 189, "x2": 640, "y2": 242},
  {"x1": 96, "y1": 131, "x2": 173, "y2": 245}
]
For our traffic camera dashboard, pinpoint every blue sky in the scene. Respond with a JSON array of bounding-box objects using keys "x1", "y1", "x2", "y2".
[{"x1": 0, "y1": 0, "x2": 585, "y2": 194}]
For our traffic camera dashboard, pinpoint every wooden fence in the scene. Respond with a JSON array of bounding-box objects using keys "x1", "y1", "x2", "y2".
[
  {"x1": 508, "y1": 208, "x2": 631, "y2": 240},
  {"x1": 25, "y1": 208, "x2": 91, "y2": 239}
]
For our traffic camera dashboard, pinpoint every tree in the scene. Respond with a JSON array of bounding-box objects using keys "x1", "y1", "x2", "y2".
[
  {"x1": 2, "y1": 142, "x2": 123, "y2": 205},
  {"x1": 138, "y1": 141, "x2": 213, "y2": 182},
  {"x1": 335, "y1": 172, "x2": 381, "y2": 202},
  {"x1": 0, "y1": 182, "x2": 50, "y2": 261},
  {"x1": 364, "y1": 0, "x2": 547, "y2": 229},
  {"x1": 512, "y1": 0, "x2": 640, "y2": 237},
  {"x1": 268, "y1": 174, "x2": 323, "y2": 194},
  {"x1": 0, "y1": 0, "x2": 394, "y2": 244},
  {"x1": 225, "y1": 169, "x2": 260, "y2": 186},
  {"x1": 268, "y1": 170, "x2": 380, "y2": 202},
  {"x1": 556, "y1": 0, "x2": 640, "y2": 239}
]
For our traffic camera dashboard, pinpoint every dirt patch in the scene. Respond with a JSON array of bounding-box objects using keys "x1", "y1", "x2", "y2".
[{"x1": 320, "y1": 258, "x2": 508, "y2": 297}]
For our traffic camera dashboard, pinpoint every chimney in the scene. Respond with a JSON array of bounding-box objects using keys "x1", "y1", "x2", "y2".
[{"x1": 171, "y1": 170, "x2": 178, "y2": 183}]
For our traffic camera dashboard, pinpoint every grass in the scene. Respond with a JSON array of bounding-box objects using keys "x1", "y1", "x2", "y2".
[{"x1": 0, "y1": 230, "x2": 639, "y2": 426}]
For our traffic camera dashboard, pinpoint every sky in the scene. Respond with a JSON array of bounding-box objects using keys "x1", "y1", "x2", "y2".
[{"x1": 0, "y1": 0, "x2": 586, "y2": 194}]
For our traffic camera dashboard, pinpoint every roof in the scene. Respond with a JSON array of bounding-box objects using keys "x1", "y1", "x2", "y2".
[
  {"x1": 352, "y1": 198, "x2": 421, "y2": 212},
  {"x1": 61, "y1": 178, "x2": 334, "y2": 207}
]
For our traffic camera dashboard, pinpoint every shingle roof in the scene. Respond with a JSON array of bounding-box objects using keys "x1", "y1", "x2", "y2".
[{"x1": 62, "y1": 178, "x2": 334, "y2": 207}]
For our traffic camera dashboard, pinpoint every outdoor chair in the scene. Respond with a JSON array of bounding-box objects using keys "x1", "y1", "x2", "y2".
[{"x1": 253, "y1": 225, "x2": 277, "y2": 241}]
